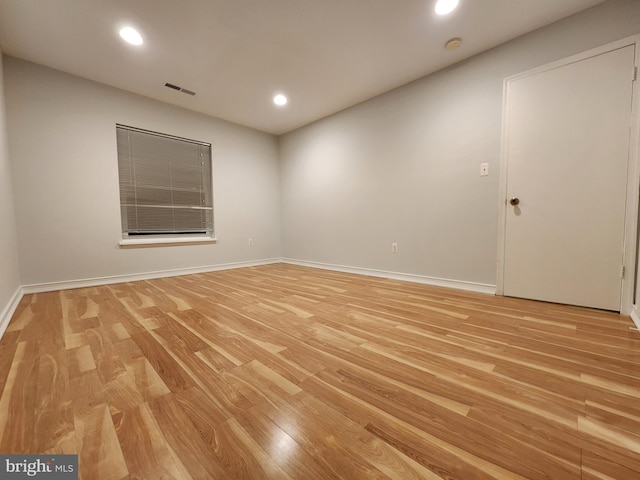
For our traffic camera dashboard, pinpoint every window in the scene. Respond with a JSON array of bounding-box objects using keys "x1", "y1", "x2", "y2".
[{"x1": 116, "y1": 124, "x2": 214, "y2": 242}]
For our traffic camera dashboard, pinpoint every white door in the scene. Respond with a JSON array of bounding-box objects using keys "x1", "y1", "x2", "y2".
[{"x1": 503, "y1": 45, "x2": 635, "y2": 311}]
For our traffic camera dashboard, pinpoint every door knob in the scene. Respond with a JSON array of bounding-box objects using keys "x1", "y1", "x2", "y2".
[{"x1": 510, "y1": 197, "x2": 520, "y2": 206}]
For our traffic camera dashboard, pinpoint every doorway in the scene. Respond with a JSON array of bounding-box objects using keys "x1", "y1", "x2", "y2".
[{"x1": 497, "y1": 40, "x2": 639, "y2": 312}]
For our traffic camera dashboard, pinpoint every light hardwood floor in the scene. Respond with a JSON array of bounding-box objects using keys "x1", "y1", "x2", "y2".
[{"x1": 0, "y1": 263, "x2": 639, "y2": 479}]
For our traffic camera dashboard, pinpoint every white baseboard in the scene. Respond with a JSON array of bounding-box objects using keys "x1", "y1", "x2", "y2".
[
  {"x1": 21, "y1": 258, "x2": 281, "y2": 294},
  {"x1": 281, "y1": 258, "x2": 496, "y2": 295},
  {"x1": 0, "y1": 286, "x2": 24, "y2": 340},
  {"x1": 631, "y1": 305, "x2": 640, "y2": 331}
]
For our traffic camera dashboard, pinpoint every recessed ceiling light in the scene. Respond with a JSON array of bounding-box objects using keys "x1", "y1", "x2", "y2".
[
  {"x1": 273, "y1": 94, "x2": 288, "y2": 106},
  {"x1": 435, "y1": 0, "x2": 459, "y2": 15},
  {"x1": 119, "y1": 26, "x2": 143, "y2": 46}
]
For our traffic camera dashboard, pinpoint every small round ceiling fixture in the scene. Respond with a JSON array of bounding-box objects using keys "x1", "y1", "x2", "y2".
[
  {"x1": 445, "y1": 37, "x2": 462, "y2": 50},
  {"x1": 119, "y1": 26, "x2": 143, "y2": 46},
  {"x1": 273, "y1": 94, "x2": 288, "y2": 106},
  {"x1": 435, "y1": 0, "x2": 459, "y2": 15}
]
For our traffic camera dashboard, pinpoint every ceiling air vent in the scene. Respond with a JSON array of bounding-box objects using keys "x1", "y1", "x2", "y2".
[{"x1": 164, "y1": 82, "x2": 196, "y2": 96}]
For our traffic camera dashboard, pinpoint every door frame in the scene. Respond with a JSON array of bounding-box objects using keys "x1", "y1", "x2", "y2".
[{"x1": 496, "y1": 35, "x2": 640, "y2": 315}]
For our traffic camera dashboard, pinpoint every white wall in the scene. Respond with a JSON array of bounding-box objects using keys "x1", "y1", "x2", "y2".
[
  {"x1": 4, "y1": 57, "x2": 281, "y2": 286},
  {"x1": 0, "y1": 50, "x2": 21, "y2": 325},
  {"x1": 279, "y1": 0, "x2": 640, "y2": 287}
]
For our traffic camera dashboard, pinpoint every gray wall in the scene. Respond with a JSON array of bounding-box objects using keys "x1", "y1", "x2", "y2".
[
  {"x1": 0, "y1": 50, "x2": 21, "y2": 320},
  {"x1": 4, "y1": 57, "x2": 282, "y2": 286},
  {"x1": 279, "y1": 0, "x2": 640, "y2": 287}
]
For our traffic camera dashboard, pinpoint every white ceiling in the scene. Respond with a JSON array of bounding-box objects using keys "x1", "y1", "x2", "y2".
[{"x1": 0, "y1": 0, "x2": 607, "y2": 135}]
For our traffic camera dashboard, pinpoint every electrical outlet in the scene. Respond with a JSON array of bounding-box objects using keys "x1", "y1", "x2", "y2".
[
  {"x1": 480, "y1": 163, "x2": 489, "y2": 176},
  {"x1": 392, "y1": 243, "x2": 398, "y2": 253},
  {"x1": 248, "y1": 238, "x2": 253, "y2": 247}
]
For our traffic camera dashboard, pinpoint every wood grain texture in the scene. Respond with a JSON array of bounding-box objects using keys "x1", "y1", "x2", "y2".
[{"x1": 0, "y1": 263, "x2": 639, "y2": 479}]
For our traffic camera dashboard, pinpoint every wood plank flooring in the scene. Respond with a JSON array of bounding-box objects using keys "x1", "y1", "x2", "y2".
[{"x1": 1, "y1": 263, "x2": 639, "y2": 479}]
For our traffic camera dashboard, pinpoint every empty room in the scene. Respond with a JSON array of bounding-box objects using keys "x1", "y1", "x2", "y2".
[{"x1": 1, "y1": 0, "x2": 640, "y2": 478}]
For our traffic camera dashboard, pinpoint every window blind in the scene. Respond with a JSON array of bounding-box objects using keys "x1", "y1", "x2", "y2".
[{"x1": 116, "y1": 125, "x2": 213, "y2": 236}]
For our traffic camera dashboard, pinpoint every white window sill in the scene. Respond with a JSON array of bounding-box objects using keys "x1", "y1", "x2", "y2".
[{"x1": 119, "y1": 237, "x2": 217, "y2": 247}]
